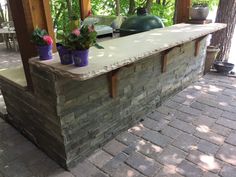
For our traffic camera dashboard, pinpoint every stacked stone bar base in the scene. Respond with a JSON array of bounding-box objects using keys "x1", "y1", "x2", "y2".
[{"x1": 0, "y1": 38, "x2": 207, "y2": 169}]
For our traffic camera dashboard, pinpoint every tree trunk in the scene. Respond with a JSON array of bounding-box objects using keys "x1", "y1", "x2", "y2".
[
  {"x1": 146, "y1": 0, "x2": 153, "y2": 13},
  {"x1": 53, "y1": 4, "x2": 63, "y2": 28},
  {"x1": 0, "y1": 5, "x2": 4, "y2": 42},
  {"x1": 211, "y1": 0, "x2": 236, "y2": 61},
  {"x1": 6, "y1": 0, "x2": 12, "y2": 21},
  {"x1": 0, "y1": 5, "x2": 4, "y2": 22},
  {"x1": 162, "y1": 0, "x2": 167, "y2": 6},
  {"x1": 115, "y1": 0, "x2": 120, "y2": 16},
  {"x1": 66, "y1": 0, "x2": 73, "y2": 18},
  {"x1": 128, "y1": 0, "x2": 136, "y2": 15}
]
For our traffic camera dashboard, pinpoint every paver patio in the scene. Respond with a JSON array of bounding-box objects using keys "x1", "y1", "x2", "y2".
[
  {"x1": 0, "y1": 43, "x2": 21, "y2": 116},
  {"x1": 1, "y1": 72, "x2": 236, "y2": 177}
]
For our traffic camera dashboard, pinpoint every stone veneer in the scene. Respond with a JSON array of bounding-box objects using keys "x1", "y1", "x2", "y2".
[{"x1": 1, "y1": 38, "x2": 207, "y2": 169}]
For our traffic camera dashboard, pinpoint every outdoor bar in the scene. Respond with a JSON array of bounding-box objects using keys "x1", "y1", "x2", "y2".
[{"x1": 0, "y1": 22, "x2": 226, "y2": 169}]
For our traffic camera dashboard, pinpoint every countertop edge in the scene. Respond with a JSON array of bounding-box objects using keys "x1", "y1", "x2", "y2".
[{"x1": 29, "y1": 23, "x2": 227, "y2": 81}]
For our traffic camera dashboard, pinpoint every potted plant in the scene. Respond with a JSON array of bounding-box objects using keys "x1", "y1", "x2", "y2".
[
  {"x1": 31, "y1": 28, "x2": 53, "y2": 60},
  {"x1": 190, "y1": 0, "x2": 209, "y2": 20},
  {"x1": 56, "y1": 11, "x2": 81, "y2": 65},
  {"x1": 67, "y1": 25, "x2": 103, "y2": 67}
]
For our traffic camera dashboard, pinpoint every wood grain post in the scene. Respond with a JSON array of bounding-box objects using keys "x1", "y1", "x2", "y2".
[
  {"x1": 8, "y1": 0, "x2": 56, "y2": 90},
  {"x1": 79, "y1": 0, "x2": 92, "y2": 20},
  {"x1": 108, "y1": 69, "x2": 120, "y2": 98},
  {"x1": 176, "y1": 0, "x2": 191, "y2": 23}
]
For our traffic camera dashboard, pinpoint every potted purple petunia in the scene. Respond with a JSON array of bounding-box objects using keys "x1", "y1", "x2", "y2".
[{"x1": 31, "y1": 28, "x2": 53, "y2": 60}]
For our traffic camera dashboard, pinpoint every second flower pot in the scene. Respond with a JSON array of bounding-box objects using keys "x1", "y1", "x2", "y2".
[
  {"x1": 72, "y1": 49, "x2": 89, "y2": 67},
  {"x1": 57, "y1": 45, "x2": 73, "y2": 65}
]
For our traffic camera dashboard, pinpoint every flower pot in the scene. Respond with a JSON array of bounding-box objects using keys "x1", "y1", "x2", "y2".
[
  {"x1": 204, "y1": 46, "x2": 220, "y2": 74},
  {"x1": 189, "y1": 6, "x2": 209, "y2": 20},
  {"x1": 37, "y1": 45, "x2": 53, "y2": 60},
  {"x1": 57, "y1": 45, "x2": 73, "y2": 65},
  {"x1": 72, "y1": 49, "x2": 89, "y2": 67},
  {"x1": 214, "y1": 61, "x2": 234, "y2": 74}
]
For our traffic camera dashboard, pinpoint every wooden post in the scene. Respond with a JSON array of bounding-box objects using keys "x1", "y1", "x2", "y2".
[
  {"x1": 8, "y1": 0, "x2": 56, "y2": 90},
  {"x1": 24, "y1": 0, "x2": 56, "y2": 52},
  {"x1": 176, "y1": 0, "x2": 191, "y2": 23},
  {"x1": 79, "y1": 0, "x2": 91, "y2": 20}
]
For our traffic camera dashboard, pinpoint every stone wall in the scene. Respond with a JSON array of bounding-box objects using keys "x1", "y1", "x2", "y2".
[
  {"x1": 1, "y1": 73, "x2": 67, "y2": 166},
  {"x1": 1, "y1": 38, "x2": 207, "y2": 169}
]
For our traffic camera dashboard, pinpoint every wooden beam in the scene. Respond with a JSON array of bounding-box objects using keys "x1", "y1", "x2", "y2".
[
  {"x1": 195, "y1": 36, "x2": 206, "y2": 56},
  {"x1": 162, "y1": 45, "x2": 183, "y2": 73},
  {"x1": 9, "y1": 0, "x2": 56, "y2": 90},
  {"x1": 176, "y1": 0, "x2": 191, "y2": 23},
  {"x1": 9, "y1": 0, "x2": 35, "y2": 90},
  {"x1": 162, "y1": 51, "x2": 169, "y2": 73},
  {"x1": 79, "y1": 0, "x2": 91, "y2": 20}
]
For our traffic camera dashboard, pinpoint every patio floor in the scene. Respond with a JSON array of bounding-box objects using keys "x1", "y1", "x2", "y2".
[
  {"x1": 0, "y1": 42, "x2": 21, "y2": 116},
  {"x1": 1, "y1": 72, "x2": 236, "y2": 177}
]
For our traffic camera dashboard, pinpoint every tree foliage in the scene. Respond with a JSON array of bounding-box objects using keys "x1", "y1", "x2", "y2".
[
  {"x1": 90, "y1": 0, "x2": 177, "y2": 26},
  {"x1": 151, "y1": 0, "x2": 176, "y2": 26},
  {"x1": 50, "y1": 0, "x2": 179, "y2": 29},
  {"x1": 191, "y1": 0, "x2": 219, "y2": 10},
  {"x1": 50, "y1": 0, "x2": 220, "y2": 31},
  {"x1": 50, "y1": 0, "x2": 80, "y2": 31}
]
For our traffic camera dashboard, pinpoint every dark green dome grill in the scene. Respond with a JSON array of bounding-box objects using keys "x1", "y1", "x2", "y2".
[{"x1": 120, "y1": 8, "x2": 165, "y2": 36}]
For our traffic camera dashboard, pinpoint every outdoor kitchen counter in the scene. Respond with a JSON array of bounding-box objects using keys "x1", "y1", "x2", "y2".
[
  {"x1": 29, "y1": 23, "x2": 226, "y2": 81},
  {"x1": 1, "y1": 22, "x2": 227, "y2": 169}
]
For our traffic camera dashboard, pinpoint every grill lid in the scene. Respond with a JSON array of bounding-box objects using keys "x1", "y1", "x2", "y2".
[{"x1": 120, "y1": 7, "x2": 164, "y2": 34}]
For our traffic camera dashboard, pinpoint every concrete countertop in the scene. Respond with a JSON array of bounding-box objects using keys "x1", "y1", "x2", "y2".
[
  {"x1": 29, "y1": 23, "x2": 226, "y2": 81},
  {"x1": 0, "y1": 66, "x2": 27, "y2": 88}
]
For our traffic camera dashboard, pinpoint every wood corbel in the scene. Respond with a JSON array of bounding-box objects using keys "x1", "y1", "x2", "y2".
[
  {"x1": 108, "y1": 69, "x2": 120, "y2": 98},
  {"x1": 161, "y1": 45, "x2": 182, "y2": 73},
  {"x1": 162, "y1": 50, "x2": 169, "y2": 73},
  {"x1": 194, "y1": 36, "x2": 207, "y2": 56}
]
